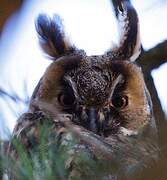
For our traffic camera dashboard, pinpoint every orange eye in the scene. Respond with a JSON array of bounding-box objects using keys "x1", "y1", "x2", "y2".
[
  {"x1": 111, "y1": 95, "x2": 128, "y2": 109},
  {"x1": 58, "y1": 93, "x2": 75, "y2": 107}
]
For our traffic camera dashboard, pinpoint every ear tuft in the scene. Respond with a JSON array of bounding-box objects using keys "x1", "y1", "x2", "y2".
[
  {"x1": 36, "y1": 14, "x2": 76, "y2": 59},
  {"x1": 106, "y1": 0, "x2": 141, "y2": 62}
]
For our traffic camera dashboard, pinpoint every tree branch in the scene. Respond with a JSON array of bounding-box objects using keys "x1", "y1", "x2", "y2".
[{"x1": 137, "y1": 40, "x2": 167, "y2": 73}]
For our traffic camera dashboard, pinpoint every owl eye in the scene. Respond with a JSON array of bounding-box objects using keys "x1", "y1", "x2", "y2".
[
  {"x1": 58, "y1": 93, "x2": 75, "y2": 107},
  {"x1": 111, "y1": 95, "x2": 128, "y2": 109}
]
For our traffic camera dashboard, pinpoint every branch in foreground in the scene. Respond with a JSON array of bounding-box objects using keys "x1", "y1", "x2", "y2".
[{"x1": 4, "y1": 107, "x2": 167, "y2": 180}]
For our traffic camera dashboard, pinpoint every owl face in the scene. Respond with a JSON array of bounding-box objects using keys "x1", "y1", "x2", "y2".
[
  {"x1": 30, "y1": 54, "x2": 151, "y2": 136},
  {"x1": 31, "y1": 0, "x2": 155, "y2": 137}
]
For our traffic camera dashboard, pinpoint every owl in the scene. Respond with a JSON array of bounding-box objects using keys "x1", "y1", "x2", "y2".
[
  {"x1": 7, "y1": 0, "x2": 159, "y2": 179},
  {"x1": 28, "y1": 0, "x2": 156, "y2": 138}
]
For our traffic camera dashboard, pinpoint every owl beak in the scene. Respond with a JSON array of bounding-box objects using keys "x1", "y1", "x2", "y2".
[{"x1": 87, "y1": 107, "x2": 98, "y2": 133}]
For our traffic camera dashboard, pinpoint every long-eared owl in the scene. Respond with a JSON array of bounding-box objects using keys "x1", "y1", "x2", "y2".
[
  {"x1": 27, "y1": 0, "x2": 156, "y2": 138},
  {"x1": 8, "y1": 0, "x2": 158, "y2": 179}
]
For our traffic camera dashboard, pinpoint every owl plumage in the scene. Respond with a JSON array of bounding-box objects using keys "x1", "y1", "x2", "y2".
[
  {"x1": 31, "y1": 0, "x2": 155, "y2": 137},
  {"x1": 7, "y1": 0, "x2": 159, "y2": 179}
]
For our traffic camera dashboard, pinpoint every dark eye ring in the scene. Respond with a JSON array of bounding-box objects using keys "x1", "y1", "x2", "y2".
[
  {"x1": 111, "y1": 95, "x2": 128, "y2": 109},
  {"x1": 58, "y1": 93, "x2": 75, "y2": 107}
]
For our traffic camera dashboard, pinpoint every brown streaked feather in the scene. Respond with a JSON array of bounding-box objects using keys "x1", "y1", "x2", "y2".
[
  {"x1": 111, "y1": 61, "x2": 151, "y2": 131},
  {"x1": 106, "y1": 0, "x2": 141, "y2": 61},
  {"x1": 36, "y1": 14, "x2": 77, "y2": 59},
  {"x1": 29, "y1": 55, "x2": 82, "y2": 111}
]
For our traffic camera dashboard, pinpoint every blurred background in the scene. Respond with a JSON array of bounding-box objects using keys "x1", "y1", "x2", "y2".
[{"x1": 0, "y1": 0, "x2": 167, "y2": 140}]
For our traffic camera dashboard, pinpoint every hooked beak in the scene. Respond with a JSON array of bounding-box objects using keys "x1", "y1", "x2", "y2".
[
  {"x1": 87, "y1": 107, "x2": 98, "y2": 133},
  {"x1": 85, "y1": 106, "x2": 120, "y2": 136}
]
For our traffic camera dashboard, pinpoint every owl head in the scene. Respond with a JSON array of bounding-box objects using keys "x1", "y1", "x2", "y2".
[{"x1": 30, "y1": 0, "x2": 155, "y2": 137}]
